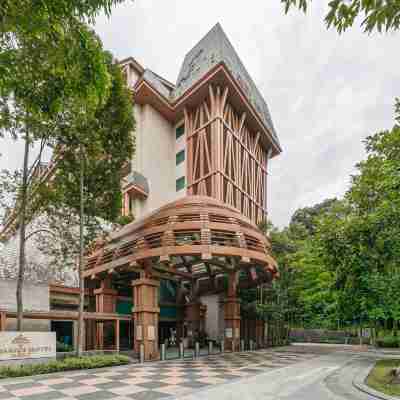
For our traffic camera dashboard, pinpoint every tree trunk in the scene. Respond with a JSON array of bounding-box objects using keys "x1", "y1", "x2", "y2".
[
  {"x1": 76, "y1": 146, "x2": 85, "y2": 356},
  {"x1": 16, "y1": 134, "x2": 30, "y2": 332}
]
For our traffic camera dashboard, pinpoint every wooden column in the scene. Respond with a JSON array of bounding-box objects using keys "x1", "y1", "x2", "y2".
[
  {"x1": 224, "y1": 270, "x2": 241, "y2": 351},
  {"x1": 94, "y1": 277, "x2": 117, "y2": 350},
  {"x1": 132, "y1": 277, "x2": 160, "y2": 361},
  {"x1": 0, "y1": 312, "x2": 6, "y2": 331},
  {"x1": 255, "y1": 319, "x2": 264, "y2": 347}
]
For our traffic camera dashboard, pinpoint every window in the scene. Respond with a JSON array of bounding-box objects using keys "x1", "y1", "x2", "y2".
[
  {"x1": 176, "y1": 150, "x2": 185, "y2": 165},
  {"x1": 176, "y1": 124, "x2": 185, "y2": 140},
  {"x1": 176, "y1": 176, "x2": 185, "y2": 191}
]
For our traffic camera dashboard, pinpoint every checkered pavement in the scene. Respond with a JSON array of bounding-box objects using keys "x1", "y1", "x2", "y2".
[{"x1": 0, "y1": 348, "x2": 320, "y2": 400}]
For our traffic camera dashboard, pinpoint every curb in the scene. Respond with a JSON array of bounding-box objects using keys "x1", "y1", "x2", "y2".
[{"x1": 352, "y1": 362, "x2": 399, "y2": 400}]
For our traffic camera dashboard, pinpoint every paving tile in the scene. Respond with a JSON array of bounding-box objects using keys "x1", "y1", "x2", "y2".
[
  {"x1": 70, "y1": 375, "x2": 96, "y2": 382},
  {"x1": 75, "y1": 390, "x2": 116, "y2": 400},
  {"x1": 196, "y1": 377, "x2": 227, "y2": 385},
  {"x1": 108, "y1": 385, "x2": 148, "y2": 396},
  {"x1": 11, "y1": 386, "x2": 53, "y2": 397},
  {"x1": 59, "y1": 386, "x2": 98, "y2": 397},
  {"x1": 180, "y1": 381, "x2": 210, "y2": 389},
  {"x1": 94, "y1": 381, "x2": 129, "y2": 390},
  {"x1": 47, "y1": 383, "x2": 80, "y2": 390},
  {"x1": 0, "y1": 392, "x2": 17, "y2": 400},
  {"x1": 134, "y1": 381, "x2": 170, "y2": 390},
  {"x1": 156, "y1": 385, "x2": 190, "y2": 396},
  {"x1": 128, "y1": 391, "x2": 170, "y2": 400},
  {"x1": 120, "y1": 378, "x2": 152, "y2": 385},
  {"x1": 3, "y1": 382, "x2": 43, "y2": 391},
  {"x1": 78, "y1": 378, "x2": 112, "y2": 386},
  {"x1": 17, "y1": 390, "x2": 65, "y2": 400},
  {"x1": 159, "y1": 377, "x2": 188, "y2": 385},
  {"x1": 39, "y1": 378, "x2": 74, "y2": 386}
]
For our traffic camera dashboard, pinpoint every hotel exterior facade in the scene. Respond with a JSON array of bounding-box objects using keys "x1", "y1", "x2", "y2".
[
  {"x1": 0, "y1": 24, "x2": 281, "y2": 360},
  {"x1": 120, "y1": 23, "x2": 281, "y2": 224}
]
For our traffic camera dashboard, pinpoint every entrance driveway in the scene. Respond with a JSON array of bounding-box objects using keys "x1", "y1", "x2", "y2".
[{"x1": 0, "y1": 345, "x2": 376, "y2": 400}]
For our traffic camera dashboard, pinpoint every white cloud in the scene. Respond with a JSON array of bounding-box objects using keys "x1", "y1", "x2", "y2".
[{"x1": 1, "y1": 0, "x2": 399, "y2": 228}]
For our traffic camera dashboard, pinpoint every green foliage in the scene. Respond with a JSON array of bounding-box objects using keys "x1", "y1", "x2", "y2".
[
  {"x1": 35, "y1": 54, "x2": 135, "y2": 269},
  {"x1": 0, "y1": 355, "x2": 130, "y2": 379},
  {"x1": 290, "y1": 198, "x2": 341, "y2": 236},
  {"x1": 281, "y1": 0, "x2": 400, "y2": 33},
  {"x1": 51, "y1": 53, "x2": 135, "y2": 221},
  {"x1": 1, "y1": 0, "x2": 128, "y2": 139},
  {"x1": 376, "y1": 336, "x2": 400, "y2": 348},
  {"x1": 56, "y1": 341, "x2": 74, "y2": 353}
]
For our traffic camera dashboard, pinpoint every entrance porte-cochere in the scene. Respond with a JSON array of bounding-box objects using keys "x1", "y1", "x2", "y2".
[{"x1": 83, "y1": 196, "x2": 278, "y2": 360}]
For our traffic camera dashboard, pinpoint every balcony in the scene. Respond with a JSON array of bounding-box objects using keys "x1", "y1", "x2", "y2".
[{"x1": 122, "y1": 171, "x2": 149, "y2": 198}]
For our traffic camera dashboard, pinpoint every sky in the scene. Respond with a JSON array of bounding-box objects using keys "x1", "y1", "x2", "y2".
[{"x1": 1, "y1": 0, "x2": 399, "y2": 228}]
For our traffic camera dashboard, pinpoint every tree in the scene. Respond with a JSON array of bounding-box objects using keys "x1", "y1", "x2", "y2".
[
  {"x1": 1, "y1": 0, "x2": 131, "y2": 331},
  {"x1": 47, "y1": 54, "x2": 135, "y2": 354},
  {"x1": 290, "y1": 198, "x2": 340, "y2": 236},
  {"x1": 315, "y1": 100, "x2": 400, "y2": 336},
  {"x1": 282, "y1": 0, "x2": 400, "y2": 33}
]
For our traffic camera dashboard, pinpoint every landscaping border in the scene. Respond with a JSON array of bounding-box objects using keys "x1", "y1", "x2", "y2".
[{"x1": 352, "y1": 361, "x2": 399, "y2": 400}]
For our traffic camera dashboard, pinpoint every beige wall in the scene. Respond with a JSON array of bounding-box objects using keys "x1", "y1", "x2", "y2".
[
  {"x1": 200, "y1": 294, "x2": 223, "y2": 340},
  {"x1": 132, "y1": 104, "x2": 176, "y2": 218}
]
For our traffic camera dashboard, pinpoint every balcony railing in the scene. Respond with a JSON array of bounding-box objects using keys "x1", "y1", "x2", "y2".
[{"x1": 122, "y1": 171, "x2": 149, "y2": 197}]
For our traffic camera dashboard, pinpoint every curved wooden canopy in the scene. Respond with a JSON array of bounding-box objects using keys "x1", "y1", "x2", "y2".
[{"x1": 84, "y1": 196, "x2": 278, "y2": 288}]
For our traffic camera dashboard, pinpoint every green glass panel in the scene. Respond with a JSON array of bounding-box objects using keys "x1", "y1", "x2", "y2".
[
  {"x1": 176, "y1": 176, "x2": 185, "y2": 191},
  {"x1": 116, "y1": 299, "x2": 133, "y2": 315},
  {"x1": 176, "y1": 124, "x2": 185, "y2": 140},
  {"x1": 176, "y1": 150, "x2": 185, "y2": 165},
  {"x1": 160, "y1": 306, "x2": 177, "y2": 319},
  {"x1": 159, "y1": 280, "x2": 177, "y2": 302}
]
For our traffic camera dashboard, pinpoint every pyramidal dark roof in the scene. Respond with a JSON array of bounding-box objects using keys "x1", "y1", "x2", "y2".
[{"x1": 172, "y1": 23, "x2": 280, "y2": 147}]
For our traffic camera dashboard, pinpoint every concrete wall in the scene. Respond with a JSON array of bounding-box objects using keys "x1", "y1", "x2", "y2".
[
  {"x1": 0, "y1": 279, "x2": 50, "y2": 331},
  {"x1": 174, "y1": 118, "x2": 186, "y2": 202},
  {"x1": 132, "y1": 104, "x2": 176, "y2": 218},
  {"x1": 200, "y1": 294, "x2": 223, "y2": 341}
]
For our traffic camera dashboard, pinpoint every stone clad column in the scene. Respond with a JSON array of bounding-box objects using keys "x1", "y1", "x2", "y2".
[
  {"x1": 184, "y1": 302, "x2": 207, "y2": 346},
  {"x1": 224, "y1": 271, "x2": 241, "y2": 351},
  {"x1": 132, "y1": 277, "x2": 160, "y2": 360}
]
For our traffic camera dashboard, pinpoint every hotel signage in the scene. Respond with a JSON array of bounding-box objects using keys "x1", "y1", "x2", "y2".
[{"x1": 0, "y1": 332, "x2": 56, "y2": 361}]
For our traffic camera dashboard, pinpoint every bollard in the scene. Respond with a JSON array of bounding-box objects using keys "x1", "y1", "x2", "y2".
[
  {"x1": 220, "y1": 341, "x2": 224, "y2": 353},
  {"x1": 249, "y1": 340, "x2": 254, "y2": 351},
  {"x1": 195, "y1": 342, "x2": 200, "y2": 358},
  {"x1": 240, "y1": 340, "x2": 245, "y2": 352},
  {"x1": 161, "y1": 343, "x2": 166, "y2": 361},
  {"x1": 179, "y1": 342, "x2": 184, "y2": 360},
  {"x1": 208, "y1": 341, "x2": 213, "y2": 355},
  {"x1": 139, "y1": 344, "x2": 145, "y2": 363}
]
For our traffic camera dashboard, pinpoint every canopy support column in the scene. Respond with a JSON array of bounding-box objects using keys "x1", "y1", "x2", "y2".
[
  {"x1": 132, "y1": 276, "x2": 160, "y2": 361},
  {"x1": 224, "y1": 270, "x2": 241, "y2": 351},
  {"x1": 94, "y1": 277, "x2": 117, "y2": 350}
]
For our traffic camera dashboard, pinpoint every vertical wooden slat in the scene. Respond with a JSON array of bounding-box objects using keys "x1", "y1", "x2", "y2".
[{"x1": 0, "y1": 312, "x2": 6, "y2": 331}]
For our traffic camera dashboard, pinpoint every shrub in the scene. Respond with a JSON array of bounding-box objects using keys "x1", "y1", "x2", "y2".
[
  {"x1": 0, "y1": 354, "x2": 130, "y2": 379},
  {"x1": 56, "y1": 341, "x2": 74, "y2": 353},
  {"x1": 376, "y1": 336, "x2": 400, "y2": 348}
]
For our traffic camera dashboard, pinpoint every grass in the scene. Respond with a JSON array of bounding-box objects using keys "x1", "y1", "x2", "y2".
[
  {"x1": 366, "y1": 359, "x2": 400, "y2": 396},
  {"x1": 0, "y1": 354, "x2": 130, "y2": 379}
]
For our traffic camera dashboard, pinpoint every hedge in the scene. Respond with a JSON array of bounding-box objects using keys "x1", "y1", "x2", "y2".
[
  {"x1": 376, "y1": 336, "x2": 400, "y2": 348},
  {"x1": 0, "y1": 354, "x2": 130, "y2": 379}
]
